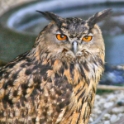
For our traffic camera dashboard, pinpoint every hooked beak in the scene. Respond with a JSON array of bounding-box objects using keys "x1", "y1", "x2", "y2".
[{"x1": 72, "y1": 41, "x2": 78, "y2": 54}]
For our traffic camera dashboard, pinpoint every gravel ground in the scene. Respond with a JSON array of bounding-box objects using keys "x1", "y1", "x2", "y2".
[
  {"x1": 0, "y1": 0, "x2": 124, "y2": 124},
  {"x1": 90, "y1": 90, "x2": 124, "y2": 124}
]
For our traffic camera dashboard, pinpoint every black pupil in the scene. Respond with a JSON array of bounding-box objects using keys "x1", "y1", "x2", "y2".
[{"x1": 85, "y1": 36, "x2": 88, "y2": 39}]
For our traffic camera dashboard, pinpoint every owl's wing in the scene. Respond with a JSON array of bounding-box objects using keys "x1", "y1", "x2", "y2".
[{"x1": 0, "y1": 52, "x2": 72, "y2": 123}]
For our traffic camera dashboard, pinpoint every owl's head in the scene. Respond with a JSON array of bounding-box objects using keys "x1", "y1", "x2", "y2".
[{"x1": 36, "y1": 9, "x2": 111, "y2": 62}]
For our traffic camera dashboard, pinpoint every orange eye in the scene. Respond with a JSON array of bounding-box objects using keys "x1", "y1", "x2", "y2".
[
  {"x1": 82, "y1": 36, "x2": 93, "y2": 42},
  {"x1": 56, "y1": 34, "x2": 67, "y2": 41}
]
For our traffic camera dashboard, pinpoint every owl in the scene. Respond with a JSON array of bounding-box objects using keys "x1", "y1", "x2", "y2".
[{"x1": 0, "y1": 9, "x2": 111, "y2": 124}]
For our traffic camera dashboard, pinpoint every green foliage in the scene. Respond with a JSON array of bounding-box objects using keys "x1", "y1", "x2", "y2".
[{"x1": 96, "y1": 89, "x2": 113, "y2": 95}]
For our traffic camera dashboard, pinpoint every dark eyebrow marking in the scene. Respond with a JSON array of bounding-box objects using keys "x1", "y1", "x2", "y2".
[{"x1": 56, "y1": 29, "x2": 62, "y2": 34}]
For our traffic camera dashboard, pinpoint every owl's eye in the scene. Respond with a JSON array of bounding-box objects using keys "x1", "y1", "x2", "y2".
[
  {"x1": 56, "y1": 34, "x2": 67, "y2": 41},
  {"x1": 82, "y1": 35, "x2": 93, "y2": 42}
]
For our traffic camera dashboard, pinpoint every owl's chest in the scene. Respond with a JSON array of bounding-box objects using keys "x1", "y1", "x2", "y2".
[{"x1": 35, "y1": 58, "x2": 103, "y2": 123}]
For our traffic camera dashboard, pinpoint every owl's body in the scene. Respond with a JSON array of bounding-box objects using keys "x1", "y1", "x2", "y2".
[{"x1": 0, "y1": 9, "x2": 110, "y2": 124}]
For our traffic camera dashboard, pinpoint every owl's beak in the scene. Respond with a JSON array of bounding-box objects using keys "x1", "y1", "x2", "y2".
[{"x1": 72, "y1": 41, "x2": 78, "y2": 54}]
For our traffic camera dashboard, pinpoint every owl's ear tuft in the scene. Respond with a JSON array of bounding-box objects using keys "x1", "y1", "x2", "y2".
[
  {"x1": 87, "y1": 9, "x2": 111, "y2": 28},
  {"x1": 36, "y1": 11, "x2": 64, "y2": 26}
]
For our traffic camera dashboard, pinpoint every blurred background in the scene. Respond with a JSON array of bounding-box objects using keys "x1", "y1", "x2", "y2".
[{"x1": 0, "y1": 0, "x2": 124, "y2": 86}]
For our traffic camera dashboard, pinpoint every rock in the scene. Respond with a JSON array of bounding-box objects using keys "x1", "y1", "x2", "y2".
[
  {"x1": 116, "y1": 65, "x2": 124, "y2": 70},
  {"x1": 103, "y1": 102, "x2": 114, "y2": 109},
  {"x1": 90, "y1": 114, "x2": 97, "y2": 120},
  {"x1": 104, "y1": 113, "x2": 111, "y2": 120},
  {"x1": 89, "y1": 117, "x2": 93, "y2": 123},
  {"x1": 118, "y1": 113, "x2": 123, "y2": 118},
  {"x1": 111, "y1": 107, "x2": 124, "y2": 114},
  {"x1": 97, "y1": 98, "x2": 106, "y2": 107},
  {"x1": 95, "y1": 95, "x2": 101, "y2": 100},
  {"x1": 117, "y1": 99, "x2": 124, "y2": 106},
  {"x1": 110, "y1": 114, "x2": 119, "y2": 123},
  {"x1": 104, "y1": 121, "x2": 110, "y2": 124},
  {"x1": 106, "y1": 94, "x2": 115, "y2": 102},
  {"x1": 92, "y1": 108, "x2": 102, "y2": 114}
]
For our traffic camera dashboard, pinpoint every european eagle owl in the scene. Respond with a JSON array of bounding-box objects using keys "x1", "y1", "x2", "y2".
[{"x1": 0, "y1": 9, "x2": 111, "y2": 124}]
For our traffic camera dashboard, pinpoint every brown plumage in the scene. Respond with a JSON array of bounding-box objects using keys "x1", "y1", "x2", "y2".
[{"x1": 0, "y1": 9, "x2": 111, "y2": 124}]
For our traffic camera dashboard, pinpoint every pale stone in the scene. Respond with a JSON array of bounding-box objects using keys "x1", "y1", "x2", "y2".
[
  {"x1": 92, "y1": 108, "x2": 102, "y2": 114},
  {"x1": 111, "y1": 107, "x2": 124, "y2": 114},
  {"x1": 104, "y1": 121, "x2": 110, "y2": 124},
  {"x1": 104, "y1": 102, "x2": 114, "y2": 109},
  {"x1": 110, "y1": 114, "x2": 119, "y2": 123},
  {"x1": 106, "y1": 94, "x2": 115, "y2": 102},
  {"x1": 104, "y1": 113, "x2": 111, "y2": 120},
  {"x1": 118, "y1": 113, "x2": 123, "y2": 118},
  {"x1": 89, "y1": 117, "x2": 93, "y2": 122},
  {"x1": 97, "y1": 98, "x2": 106, "y2": 107},
  {"x1": 95, "y1": 95, "x2": 101, "y2": 100}
]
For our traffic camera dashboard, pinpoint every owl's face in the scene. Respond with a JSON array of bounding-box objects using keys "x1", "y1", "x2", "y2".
[{"x1": 37, "y1": 9, "x2": 111, "y2": 62}]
